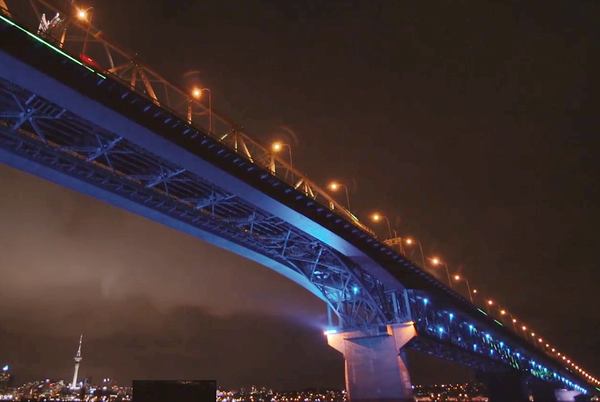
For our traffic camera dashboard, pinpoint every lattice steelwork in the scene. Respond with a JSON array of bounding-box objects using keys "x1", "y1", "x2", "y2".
[
  {"x1": 0, "y1": 75, "x2": 406, "y2": 329},
  {"x1": 2, "y1": 0, "x2": 374, "y2": 236},
  {"x1": 0, "y1": 2, "x2": 595, "y2": 396}
]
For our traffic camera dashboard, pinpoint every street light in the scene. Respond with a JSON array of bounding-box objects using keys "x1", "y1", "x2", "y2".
[
  {"x1": 453, "y1": 274, "x2": 473, "y2": 303},
  {"x1": 430, "y1": 257, "x2": 452, "y2": 288},
  {"x1": 271, "y1": 141, "x2": 293, "y2": 171},
  {"x1": 77, "y1": 7, "x2": 94, "y2": 55},
  {"x1": 371, "y1": 213, "x2": 393, "y2": 239},
  {"x1": 188, "y1": 87, "x2": 212, "y2": 134},
  {"x1": 405, "y1": 238, "x2": 426, "y2": 269},
  {"x1": 328, "y1": 181, "x2": 351, "y2": 211}
]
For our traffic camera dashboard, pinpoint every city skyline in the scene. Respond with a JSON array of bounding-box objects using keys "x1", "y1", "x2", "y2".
[{"x1": 0, "y1": 0, "x2": 596, "y2": 394}]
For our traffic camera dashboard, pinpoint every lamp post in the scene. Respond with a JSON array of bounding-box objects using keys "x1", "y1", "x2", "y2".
[
  {"x1": 271, "y1": 141, "x2": 293, "y2": 170},
  {"x1": 77, "y1": 7, "x2": 94, "y2": 55},
  {"x1": 188, "y1": 87, "x2": 212, "y2": 134},
  {"x1": 509, "y1": 316, "x2": 518, "y2": 332},
  {"x1": 371, "y1": 213, "x2": 392, "y2": 239},
  {"x1": 453, "y1": 275, "x2": 473, "y2": 303},
  {"x1": 430, "y1": 257, "x2": 452, "y2": 288},
  {"x1": 486, "y1": 299, "x2": 494, "y2": 313},
  {"x1": 405, "y1": 238, "x2": 426, "y2": 269},
  {"x1": 328, "y1": 181, "x2": 351, "y2": 211}
]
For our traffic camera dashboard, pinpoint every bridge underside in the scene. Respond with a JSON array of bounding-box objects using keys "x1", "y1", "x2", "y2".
[
  {"x1": 0, "y1": 11, "x2": 595, "y2": 398},
  {"x1": 0, "y1": 73, "x2": 403, "y2": 329}
]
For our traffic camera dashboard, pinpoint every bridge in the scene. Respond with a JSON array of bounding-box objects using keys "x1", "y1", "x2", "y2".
[{"x1": 0, "y1": 2, "x2": 596, "y2": 401}]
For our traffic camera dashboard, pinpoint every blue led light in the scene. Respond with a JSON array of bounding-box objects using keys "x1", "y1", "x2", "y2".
[
  {"x1": 499, "y1": 342, "x2": 504, "y2": 347},
  {"x1": 485, "y1": 334, "x2": 490, "y2": 339},
  {"x1": 468, "y1": 325, "x2": 474, "y2": 330},
  {"x1": 473, "y1": 344, "x2": 477, "y2": 350},
  {"x1": 449, "y1": 313, "x2": 454, "y2": 319},
  {"x1": 516, "y1": 353, "x2": 521, "y2": 357},
  {"x1": 352, "y1": 287, "x2": 359, "y2": 294},
  {"x1": 438, "y1": 327, "x2": 444, "y2": 333},
  {"x1": 423, "y1": 298, "x2": 429, "y2": 305}
]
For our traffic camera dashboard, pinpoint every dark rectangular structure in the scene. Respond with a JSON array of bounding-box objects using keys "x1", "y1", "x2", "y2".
[{"x1": 133, "y1": 380, "x2": 216, "y2": 402}]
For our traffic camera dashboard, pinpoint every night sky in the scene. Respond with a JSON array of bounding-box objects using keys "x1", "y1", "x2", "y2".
[{"x1": 0, "y1": 0, "x2": 597, "y2": 391}]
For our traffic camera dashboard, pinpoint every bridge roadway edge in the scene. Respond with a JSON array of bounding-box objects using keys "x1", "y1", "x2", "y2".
[
  {"x1": 0, "y1": 19, "x2": 595, "y2": 394},
  {"x1": 0, "y1": 47, "x2": 410, "y2": 289}
]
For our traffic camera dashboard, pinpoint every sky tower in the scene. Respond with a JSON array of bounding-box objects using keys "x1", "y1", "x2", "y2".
[{"x1": 71, "y1": 334, "x2": 83, "y2": 389}]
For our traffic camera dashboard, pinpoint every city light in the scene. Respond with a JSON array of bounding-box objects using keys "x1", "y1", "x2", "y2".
[
  {"x1": 405, "y1": 238, "x2": 413, "y2": 244},
  {"x1": 431, "y1": 257, "x2": 441, "y2": 265},
  {"x1": 271, "y1": 141, "x2": 283, "y2": 153},
  {"x1": 500, "y1": 310, "x2": 506, "y2": 315},
  {"x1": 328, "y1": 181, "x2": 340, "y2": 191},
  {"x1": 323, "y1": 329, "x2": 337, "y2": 335},
  {"x1": 454, "y1": 275, "x2": 460, "y2": 280},
  {"x1": 77, "y1": 9, "x2": 88, "y2": 20},
  {"x1": 191, "y1": 87, "x2": 202, "y2": 99},
  {"x1": 472, "y1": 289, "x2": 478, "y2": 293},
  {"x1": 522, "y1": 325, "x2": 527, "y2": 330},
  {"x1": 371, "y1": 212, "x2": 382, "y2": 222},
  {"x1": 487, "y1": 300, "x2": 493, "y2": 305},
  {"x1": 2, "y1": 365, "x2": 8, "y2": 371}
]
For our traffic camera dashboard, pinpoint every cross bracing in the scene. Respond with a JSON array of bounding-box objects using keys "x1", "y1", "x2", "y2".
[{"x1": 0, "y1": 76, "x2": 398, "y2": 329}]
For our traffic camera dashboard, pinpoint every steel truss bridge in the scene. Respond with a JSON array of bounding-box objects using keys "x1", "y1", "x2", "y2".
[{"x1": 0, "y1": 0, "x2": 595, "y2": 397}]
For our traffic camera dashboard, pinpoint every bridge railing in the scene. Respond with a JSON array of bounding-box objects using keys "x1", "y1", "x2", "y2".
[{"x1": 2, "y1": 0, "x2": 375, "y2": 237}]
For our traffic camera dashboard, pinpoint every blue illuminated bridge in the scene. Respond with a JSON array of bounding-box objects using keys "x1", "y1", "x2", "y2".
[{"x1": 0, "y1": 2, "x2": 596, "y2": 401}]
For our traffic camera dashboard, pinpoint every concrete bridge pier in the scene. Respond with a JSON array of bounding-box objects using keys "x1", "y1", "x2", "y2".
[
  {"x1": 326, "y1": 322, "x2": 416, "y2": 402},
  {"x1": 476, "y1": 371, "x2": 530, "y2": 402},
  {"x1": 555, "y1": 389, "x2": 588, "y2": 402}
]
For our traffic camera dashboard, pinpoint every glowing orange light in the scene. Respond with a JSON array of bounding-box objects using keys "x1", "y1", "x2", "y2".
[
  {"x1": 272, "y1": 141, "x2": 283, "y2": 153},
  {"x1": 328, "y1": 181, "x2": 340, "y2": 191},
  {"x1": 371, "y1": 213, "x2": 382, "y2": 222},
  {"x1": 191, "y1": 87, "x2": 202, "y2": 99}
]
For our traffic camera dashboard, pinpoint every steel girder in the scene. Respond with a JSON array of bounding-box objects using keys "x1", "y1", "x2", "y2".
[
  {"x1": 0, "y1": 10, "x2": 593, "y2": 395},
  {"x1": 0, "y1": 77, "x2": 584, "y2": 393},
  {"x1": 0, "y1": 76, "x2": 404, "y2": 329}
]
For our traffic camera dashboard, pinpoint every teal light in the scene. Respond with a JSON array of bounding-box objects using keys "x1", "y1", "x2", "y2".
[
  {"x1": 494, "y1": 319, "x2": 504, "y2": 326},
  {"x1": 477, "y1": 308, "x2": 487, "y2": 315}
]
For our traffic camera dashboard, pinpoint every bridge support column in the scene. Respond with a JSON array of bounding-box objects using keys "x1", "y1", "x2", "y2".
[
  {"x1": 327, "y1": 322, "x2": 416, "y2": 402},
  {"x1": 555, "y1": 389, "x2": 586, "y2": 402},
  {"x1": 476, "y1": 371, "x2": 529, "y2": 402}
]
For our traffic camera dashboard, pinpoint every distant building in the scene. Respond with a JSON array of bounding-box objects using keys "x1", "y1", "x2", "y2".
[{"x1": 0, "y1": 366, "x2": 14, "y2": 392}]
